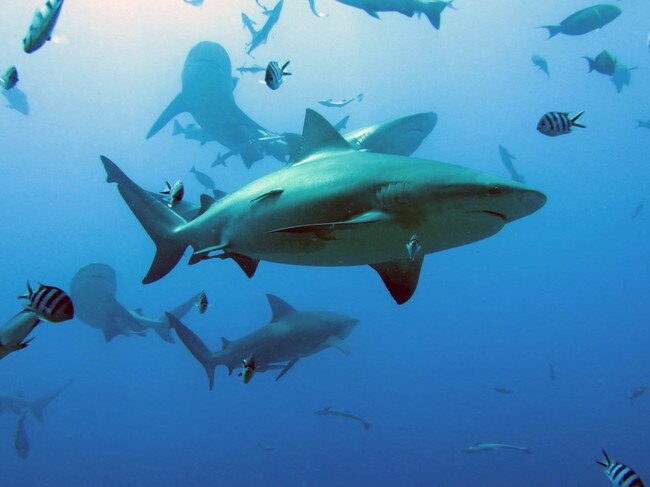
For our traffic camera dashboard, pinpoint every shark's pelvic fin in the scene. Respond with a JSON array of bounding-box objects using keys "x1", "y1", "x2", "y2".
[
  {"x1": 146, "y1": 93, "x2": 189, "y2": 139},
  {"x1": 363, "y1": 8, "x2": 380, "y2": 18},
  {"x1": 325, "y1": 336, "x2": 351, "y2": 355},
  {"x1": 266, "y1": 294, "x2": 296, "y2": 322},
  {"x1": 274, "y1": 358, "x2": 299, "y2": 381},
  {"x1": 370, "y1": 256, "x2": 424, "y2": 305},
  {"x1": 294, "y1": 109, "x2": 354, "y2": 163}
]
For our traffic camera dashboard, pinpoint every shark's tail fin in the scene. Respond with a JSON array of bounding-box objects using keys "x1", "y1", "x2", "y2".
[
  {"x1": 363, "y1": 421, "x2": 372, "y2": 432},
  {"x1": 423, "y1": 1, "x2": 451, "y2": 29},
  {"x1": 101, "y1": 156, "x2": 189, "y2": 284},
  {"x1": 540, "y1": 25, "x2": 561, "y2": 38},
  {"x1": 583, "y1": 57, "x2": 595, "y2": 73},
  {"x1": 29, "y1": 379, "x2": 73, "y2": 422},
  {"x1": 166, "y1": 313, "x2": 219, "y2": 390},
  {"x1": 172, "y1": 119, "x2": 184, "y2": 136}
]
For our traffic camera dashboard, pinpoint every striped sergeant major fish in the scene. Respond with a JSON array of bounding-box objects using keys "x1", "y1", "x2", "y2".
[
  {"x1": 537, "y1": 111, "x2": 585, "y2": 137},
  {"x1": 265, "y1": 61, "x2": 291, "y2": 90},
  {"x1": 160, "y1": 180, "x2": 184, "y2": 208},
  {"x1": 18, "y1": 283, "x2": 74, "y2": 323},
  {"x1": 596, "y1": 449, "x2": 644, "y2": 487},
  {"x1": 0, "y1": 66, "x2": 18, "y2": 91},
  {"x1": 23, "y1": 0, "x2": 65, "y2": 54}
]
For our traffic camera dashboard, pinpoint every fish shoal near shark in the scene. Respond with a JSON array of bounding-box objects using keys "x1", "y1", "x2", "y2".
[{"x1": 101, "y1": 109, "x2": 545, "y2": 304}]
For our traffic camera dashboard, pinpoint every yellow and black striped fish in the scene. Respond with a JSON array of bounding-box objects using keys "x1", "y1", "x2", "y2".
[
  {"x1": 18, "y1": 282, "x2": 74, "y2": 323},
  {"x1": 537, "y1": 111, "x2": 586, "y2": 137},
  {"x1": 596, "y1": 449, "x2": 644, "y2": 487}
]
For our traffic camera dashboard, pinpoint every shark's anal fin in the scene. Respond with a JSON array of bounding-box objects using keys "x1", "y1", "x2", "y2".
[
  {"x1": 371, "y1": 256, "x2": 424, "y2": 305},
  {"x1": 274, "y1": 358, "x2": 299, "y2": 381},
  {"x1": 325, "y1": 336, "x2": 351, "y2": 355},
  {"x1": 146, "y1": 93, "x2": 188, "y2": 139},
  {"x1": 266, "y1": 294, "x2": 296, "y2": 322}
]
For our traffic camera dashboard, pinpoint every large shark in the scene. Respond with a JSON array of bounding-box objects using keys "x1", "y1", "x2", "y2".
[
  {"x1": 244, "y1": 0, "x2": 284, "y2": 54},
  {"x1": 100, "y1": 109, "x2": 545, "y2": 304},
  {"x1": 168, "y1": 294, "x2": 358, "y2": 389},
  {"x1": 335, "y1": 0, "x2": 455, "y2": 29},
  {"x1": 146, "y1": 42, "x2": 283, "y2": 168},
  {"x1": 0, "y1": 380, "x2": 73, "y2": 421},
  {"x1": 69, "y1": 263, "x2": 200, "y2": 343}
]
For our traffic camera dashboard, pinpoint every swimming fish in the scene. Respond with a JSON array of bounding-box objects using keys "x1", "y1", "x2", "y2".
[
  {"x1": 265, "y1": 61, "x2": 291, "y2": 90},
  {"x1": 631, "y1": 203, "x2": 643, "y2": 219},
  {"x1": 335, "y1": 0, "x2": 455, "y2": 30},
  {"x1": 406, "y1": 235, "x2": 421, "y2": 261},
  {"x1": 537, "y1": 111, "x2": 585, "y2": 137},
  {"x1": 611, "y1": 63, "x2": 636, "y2": 94},
  {"x1": 245, "y1": 0, "x2": 284, "y2": 55},
  {"x1": 189, "y1": 166, "x2": 215, "y2": 191},
  {"x1": 629, "y1": 386, "x2": 646, "y2": 400},
  {"x1": 160, "y1": 180, "x2": 184, "y2": 208},
  {"x1": 14, "y1": 413, "x2": 29, "y2": 459},
  {"x1": 531, "y1": 55, "x2": 549, "y2": 77},
  {"x1": 196, "y1": 291, "x2": 208, "y2": 314},
  {"x1": 548, "y1": 362, "x2": 557, "y2": 381},
  {"x1": 463, "y1": 442, "x2": 532, "y2": 454},
  {"x1": 18, "y1": 283, "x2": 74, "y2": 323},
  {"x1": 498, "y1": 145, "x2": 525, "y2": 184},
  {"x1": 239, "y1": 355, "x2": 256, "y2": 384},
  {"x1": 0, "y1": 66, "x2": 18, "y2": 91},
  {"x1": 236, "y1": 64, "x2": 266, "y2": 75},
  {"x1": 172, "y1": 120, "x2": 214, "y2": 146},
  {"x1": 583, "y1": 50, "x2": 617, "y2": 76},
  {"x1": 314, "y1": 407, "x2": 371, "y2": 431},
  {"x1": 318, "y1": 93, "x2": 363, "y2": 108},
  {"x1": 636, "y1": 120, "x2": 650, "y2": 129},
  {"x1": 308, "y1": 0, "x2": 328, "y2": 17},
  {"x1": 23, "y1": 0, "x2": 65, "y2": 53},
  {"x1": 541, "y1": 5, "x2": 621, "y2": 38},
  {"x1": 494, "y1": 387, "x2": 514, "y2": 394},
  {"x1": 596, "y1": 449, "x2": 644, "y2": 487}
]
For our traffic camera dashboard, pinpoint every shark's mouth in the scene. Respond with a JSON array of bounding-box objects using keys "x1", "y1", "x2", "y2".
[{"x1": 481, "y1": 210, "x2": 507, "y2": 222}]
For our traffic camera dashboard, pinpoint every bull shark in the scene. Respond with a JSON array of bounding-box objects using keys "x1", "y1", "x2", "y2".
[
  {"x1": 69, "y1": 263, "x2": 200, "y2": 343},
  {"x1": 0, "y1": 310, "x2": 42, "y2": 360},
  {"x1": 335, "y1": 0, "x2": 455, "y2": 29},
  {"x1": 244, "y1": 0, "x2": 284, "y2": 55},
  {"x1": 100, "y1": 109, "x2": 545, "y2": 304},
  {"x1": 146, "y1": 42, "x2": 283, "y2": 168},
  {"x1": 168, "y1": 294, "x2": 358, "y2": 389},
  {"x1": 463, "y1": 442, "x2": 532, "y2": 454},
  {"x1": 0, "y1": 380, "x2": 73, "y2": 421}
]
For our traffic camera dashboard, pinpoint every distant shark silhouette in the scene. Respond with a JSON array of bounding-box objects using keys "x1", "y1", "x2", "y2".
[
  {"x1": 69, "y1": 263, "x2": 200, "y2": 343},
  {"x1": 168, "y1": 294, "x2": 359, "y2": 389},
  {"x1": 0, "y1": 380, "x2": 73, "y2": 422},
  {"x1": 334, "y1": 0, "x2": 455, "y2": 29},
  {"x1": 244, "y1": 0, "x2": 284, "y2": 54}
]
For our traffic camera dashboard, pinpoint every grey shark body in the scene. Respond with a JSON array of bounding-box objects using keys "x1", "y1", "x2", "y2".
[
  {"x1": 314, "y1": 407, "x2": 371, "y2": 431},
  {"x1": 69, "y1": 263, "x2": 199, "y2": 343},
  {"x1": 0, "y1": 310, "x2": 41, "y2": 360},
  {"x1": 463, "y1": 442, "x2": 532, "y2": 454},
  {"x1": 0, "y1": 380, "x2": 72, "y2": 421},
  {"x1": 336, "y1": 0, "x2": 454, "y2": 29},
  {"x1": 168, "y1": 294, "x2": 358, "y2": 389},
  {"x1": 101, "y1": 109, "x2": 545, "y2": 304},
  {"x1": 245, "y1": 0, "x2": 284, "y2": 54}
]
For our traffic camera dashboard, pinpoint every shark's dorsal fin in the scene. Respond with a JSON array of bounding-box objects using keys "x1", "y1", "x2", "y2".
[
  {"x1": 266, "y1": 294, "x2": 296, "y2": 322},
  {"x1": 196, "y1": 194, "x2": 216, "y2": 218},
  {"x1": 221, "y1": 337, "x2": 231, "y2": 349},
  {"x1": 133, "y1": 307, "x2": 143, "y2": 315},
  {"x1": 370, "y1": 256, "x2": 424, "y2": 305},
  {"x1": 294, "y1": 109, "x2": 354, "y2": 163},
  {"x1": 213, "y1": 189, "x2": 227, "y2": 200}
]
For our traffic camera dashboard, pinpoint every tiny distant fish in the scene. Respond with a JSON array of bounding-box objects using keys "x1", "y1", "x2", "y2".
[
  {"x1": 629, "y1": 386, "x2": 646, "y2": 400},
  {"x1": 631, "y1": 203, "x2": 643, "y2": 219},
  {"x1": 236, "y1": 64, "x2": 266, "y2": 75},
  {"x1": 23, "y1": 0, "x2": 65, "y2": 54},
  {"x1": 537, "y1": 111, "x2": 585, "y2": 137},
  {"x1": 647, "y1": 33, "x2": 650, "y2": 57},
  {"x1": 494, "y1": 387, "x2": 514, "y2": 394},
  {"x1": 14, "y1": 413, "x2": 29, "y2": 459},
  {"x1": 406, "y1": 234, "x2": 421, "y2": 261},
  {"x1": 239, "y1": 355, "x2": 256, "y2": 384},
  {"x1": 265, "y1": 61, "x2": 291, "y2": 90},
  {"x1": 318, "y1": 93, "x2": 363, "y2": 108},
  {"x1": 18, "y1": 282, "x2": 74, "y2": 323},
  {"x1": 636, "y1": 120, "x2": 650, "y2": 130},
  {"x1": 196, "y1": 291, "x2": 208, "y2": 314},
  {"x1": 596, "y1": 449, "x2": 644, "y2": 487},
  {"x1": 531, "y1": 55, "x2": 549, "y2": 77},
  {"x1": 463, "y1": 442, "x2": 531, "y2": 454},
  {"x1": 189, "y1": 166, "x2": 215, "y2": 191},
  {"x1": 160, "y1": 180, "x2": 184, "y2": 208},
  {"x1": 548, "y1": 362, "x2": 557, "y2": 381},
  {"x1": 0, "y1": 66, "x2": 18, "y2": 91},
  {"x1": 258, "y1": 443, "x2": 275, "y2": 451}
]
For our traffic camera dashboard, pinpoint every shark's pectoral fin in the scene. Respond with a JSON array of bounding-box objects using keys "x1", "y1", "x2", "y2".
[
  {"x1": 364, "y1": 8, "x2": 380, "y2": 18},
  {"x1": 102, "y1": 328, "x2": 121, "y2": 342},
  {"x1": 268, "y1": 210, "x2": 391, "y2": 235},
  {"x1": 146, "y1": 93, "x2": 188, "y2": 139},
  {"x1": 325, "y1": 336, "x2": 351, "y2": 355},
  {"x1": 274, "y1": 358, "x2": 299, "y2": 381},
  {"x1": 371, "y1": 256, "x2": 424, "y2": 305}
]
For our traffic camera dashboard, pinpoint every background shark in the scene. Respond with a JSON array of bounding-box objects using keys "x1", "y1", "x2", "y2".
[
  {"x1": 0, "y1": 380, "x2": 73, "y2": 422},
  {"x1": 244, "y1": 0, "x2": 284, "y2": 54},
  {"x1": 69, "y1": 263, "x2": 200, "y2": 343},
  {"x1": 168, "y1": 294, "x2": 359, "y2": 390},
  {"x1": 335, "y1": 0, "x2": 454, "y2": 29}
]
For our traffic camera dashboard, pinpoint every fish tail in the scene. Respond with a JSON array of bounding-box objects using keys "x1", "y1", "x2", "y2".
[
  {"x1": 17, "y1": 281, "x2": 32, "y2": 300},
  {"x1": 101, "y1": 156, "x2": 189, "y2": 284},
  {"x1": 363, "y1": 421, "x2": 372, "y2": 431},
  {"x1": 540, "y1": 25, "x2": 561, "y2": 38},
  {"x1": 166, "y1": 313, "x2": 219, "y2": 390},
  {"x1": 583, "y1": 57, "x2": 595, "y2": 73},
  {"x1": 571, "y1": 111, "x2": 586, "y2": 128}
]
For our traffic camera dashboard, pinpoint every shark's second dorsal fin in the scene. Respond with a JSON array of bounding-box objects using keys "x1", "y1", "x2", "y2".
[
  {"x1": 221, "y1": 337, "x2": 231, "y2": 349},
  {"x1": 266, "y1": 294, "x2": 296, "y2": 322},
  {"x1": 294, "y1": 109, "x2": 354, "y2": 163}
]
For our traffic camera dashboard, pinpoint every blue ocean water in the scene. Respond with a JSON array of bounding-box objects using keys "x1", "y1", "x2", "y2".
[{"x1": 1, "y1": 0, "x2": 649, "y2": 485}]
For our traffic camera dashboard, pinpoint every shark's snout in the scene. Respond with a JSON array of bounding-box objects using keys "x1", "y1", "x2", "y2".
[{"x1": 467, "y1": 182, "x2": 546, "y2": 223}]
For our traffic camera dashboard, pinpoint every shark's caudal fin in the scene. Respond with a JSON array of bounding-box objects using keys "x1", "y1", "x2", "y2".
[
  {"x1": 540, "y1": 25, "x2": 561, "y2": 38},
  {"x1": 166, "y1": 313, "x2": 219, "y2": 390},
  {"x1": 29, "y1": 380, "x2": 73, "y2": 422},
  {"x1": 371, "y1": 256, "x2": 424, "y2": 305},
  {"x1": 101, "y1": 156, "x2": 189, "y2": 284},
  {"x1": 146, "y1": 94, "x2": 188, "y2": 139}
]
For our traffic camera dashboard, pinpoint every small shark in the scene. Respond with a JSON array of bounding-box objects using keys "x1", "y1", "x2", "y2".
[
  {"x1": 314, "y1": 407, "x2": 371, "y2": 431},
  {"x1": 463, "y1": 442, "x2": 532, "y2": 454},
  {"x1": 631, "y1": 203, "x2": 643, "y2": 219},
  {"x1": 0, "y1": 380, "x2": 73, "y2": 422},
  {"x1": 498, "y1": 145, "x2": 525, "y2": 184},
  {"x1": 168, "y1": 294, "x2": 358, "y2": 389},
  {"x1": 101, "y1": 109, "x2": 545, "y2": 304},
  {"x1": 245, "y1": 0, "x2": 284, "y2": 55},
  {"x1": 69, "y1": 263, "x2": 200, "y2": 343},
  {"x1": 318, "y1": 93, "x2": 363, "y2": 108},
  {"x1": 0, "y1": 310, "x2": 41, "y2": 360},
  {"x1": 335, "y1": 0, "x2": 455, "y2": 29},
  {"x1": 629, "y1": 386, "x2": 646, "y2": 401}
]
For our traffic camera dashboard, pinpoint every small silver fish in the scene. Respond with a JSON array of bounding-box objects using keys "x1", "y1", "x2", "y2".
[
  {"x1": 0, "y1": 66, "x2": 18, "y2": 91},
  {"x1": 196, "y1": 291, "x2": 208, "y2": 314},
  {"x1": 160, "y1": 180, "x2": 184, "y2": 208},
  {"x1": 406, "y1": 234, "x2": 421, "y2": 260},
  {"x1": 239, "y1": 355, "x2": 256, "y2": 384},
  {"x1": 18, "y1": 282, "x2": 74, "y2": 323},
  {"x1": 265, "y1": 61, "x2": 291, "y2": 90},
  {"x1": 537, "y1": 111, "x2": 586, "y2": 137}
]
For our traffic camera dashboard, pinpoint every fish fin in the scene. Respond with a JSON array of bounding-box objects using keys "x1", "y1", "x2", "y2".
[
  {"x1": 101, "y1": 156, "x2": 189, "y2": 284},
  {"x1": 213, "y1": 189, "x2": 227, "y2": 200},
  {"x1": 167, "y1": 313, "x2": 218, "y2": 390},
  {"x1": 357, "y1": 93, "x2": 363, "y2": 102},
  {"x1": 221, "y1": 337, "x2": 232, "y2": 349},
  {"x1": 28, "y1": 380, "x2": 73, "y2": 422},
  {"x1": 196, "y1": 194, "x2": 216, "y2": 218},
  {"x1": 540, "y1": 25, "x2": 561, "y2": 38},
  {"x1": 146, "y1": 93, "x2": 188, "y2": 139},
  {"x1": 370, "y1": 256, "x2": 424, "y2": 305},
  {"x1": 333, "y1": 115, "x2": 350, "y2": 132},
  {"x1": 217, "y1": 252, "x2": 260, "y2": 278},
  {"x1": 266, "y1": 294, "x2": 297, "y2": 322},
  {"x1": 172, "y1": 119, "x2": 184, "y2": 136},
  {"x1": 18, "y1": 281, "x2": 32, "y2": 300},
  {"x1": 583, "y1": 57, "x2": 595, "y2": 73},
  {"x1": 102, "y1": 328, "x2": 121, "y2": 342},
  {"x1": 268, "y1": 210, "x2": 391, "y2": 235},
  {"x1": 294, "y1": 109, "x2": 354, "y2": 163},
  {"x1": 363, "y1": 8, "x2": 380, "y2": 18},
  {"x1": 422, "y1": 1, "x2": 448, "y2": 29},
  {"x1": 363, "y1": 421, "x2": 371, "y2": 431},
  {"x1": 274, "y1": 358, "x2": 299, "y2": 381},
  {"x1": 571, "y1": 111, "x2": 586, "y2": 128},
  {"x1": 325, "y1": 336, "x2": 351, "y2": 355}
]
